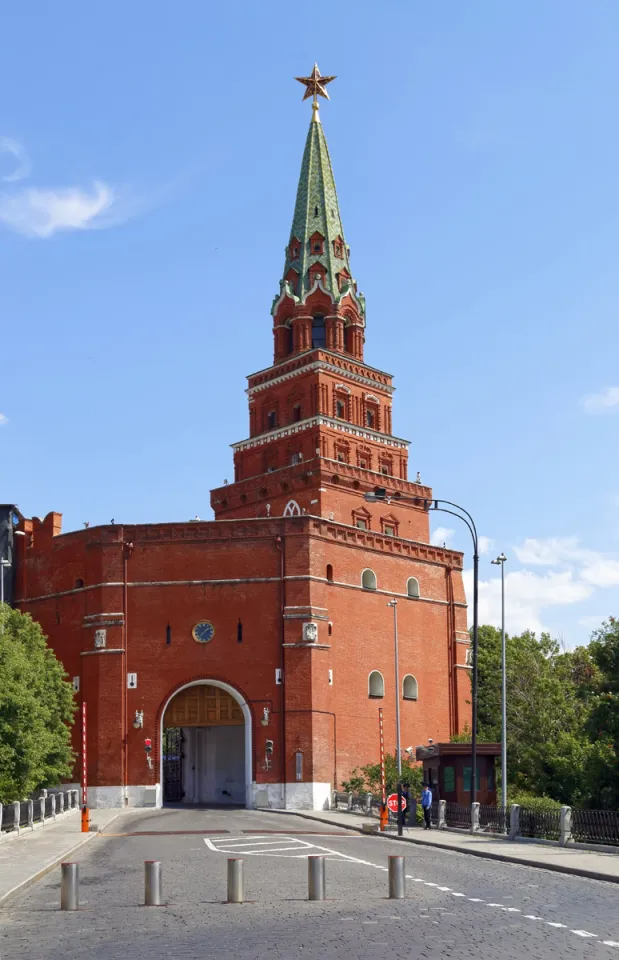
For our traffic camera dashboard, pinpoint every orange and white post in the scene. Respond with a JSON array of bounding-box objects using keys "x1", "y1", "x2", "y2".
[{"x1": 81, "y1": 701, "x2": 90, "y2": 832}]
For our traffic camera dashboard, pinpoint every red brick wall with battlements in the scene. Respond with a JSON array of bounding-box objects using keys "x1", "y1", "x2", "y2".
[{"x1": 12, "y1": 510, "x2": 470, "y2": 798}]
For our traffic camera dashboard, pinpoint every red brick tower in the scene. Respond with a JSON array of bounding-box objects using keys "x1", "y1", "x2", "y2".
[
  {"x1": 13, "y1": 68, "x2": 471, "y2": 812},
  {"x1": 211, "y1": 69, "x2": 431, "y2": 544}
]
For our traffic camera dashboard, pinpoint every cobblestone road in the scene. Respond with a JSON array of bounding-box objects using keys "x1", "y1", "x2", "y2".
[{"x1": 2, "y1": 808, "x2": 618, "y2": 959}]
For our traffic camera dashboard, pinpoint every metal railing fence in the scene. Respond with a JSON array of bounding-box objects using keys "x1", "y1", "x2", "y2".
[
  {"x1": 444, "y1": 802, "x2": 471, "y2": 829},
  {"x1": 571, "y1": 808, "x2": 619, "y2": 847},
  {"x1": 519, "y1": 807, "x2": 561, "y2": 842},
  {"x1": 479, "y1": 804, "x2": 508, "y2": 834}
]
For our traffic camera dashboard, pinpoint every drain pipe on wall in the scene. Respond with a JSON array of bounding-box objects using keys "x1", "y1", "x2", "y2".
[{"x1": 276, "y1": 532, "x2": 287, "y2": 809}]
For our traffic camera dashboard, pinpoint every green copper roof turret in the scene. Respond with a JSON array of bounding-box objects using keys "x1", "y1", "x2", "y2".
[
  {"x1": 283, "y1": 114, "x2": 351, "y2": 299},
  {"x1": 272, "y1": 65, "x2": 365, "y2": 320}
]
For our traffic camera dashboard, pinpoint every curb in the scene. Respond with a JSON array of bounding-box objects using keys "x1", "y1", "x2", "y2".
[
  {"x1": 0, "y1": 810, "x2": 125, "y2": 908},
  {"x1": 273, "y1": 809, "x2": 619, "y2": 886}
]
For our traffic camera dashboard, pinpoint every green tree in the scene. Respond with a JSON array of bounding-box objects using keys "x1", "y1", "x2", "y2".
[
  {"x1": 463, "y1": 625, "x2": 597, "y2": 805},
  {"x1": 0, "y1": 604, "x2": 76, "y2": 802},
  {"x1": 585, "y1": 617, "x2": 619, "y2": 808}
]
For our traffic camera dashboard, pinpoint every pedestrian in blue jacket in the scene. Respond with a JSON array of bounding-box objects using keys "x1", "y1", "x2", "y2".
[{"x1": 421, "y1": 784, "x2": 432, "y2": 830}]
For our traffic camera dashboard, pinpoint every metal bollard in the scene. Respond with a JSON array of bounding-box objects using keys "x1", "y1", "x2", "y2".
[
  {"x1": 60, "y1": 862, "x2": 79, "y2": 911},
  {"x1": 227, "y1": 858, "x2": 244, "y2": 903},
  {"x1": 144, "y1": 861, "x2": 162, "y2": 906},
  {"x1": 388, "y1": 856, "x2": 406, "y2": 899},
  {"x1": 308, "y1": 855, "x2": 326, "y2": 901}
]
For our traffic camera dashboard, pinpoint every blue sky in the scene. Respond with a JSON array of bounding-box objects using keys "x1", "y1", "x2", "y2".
[{"x1": 2, "y1": 2, "x2": 618, "y2": 647}]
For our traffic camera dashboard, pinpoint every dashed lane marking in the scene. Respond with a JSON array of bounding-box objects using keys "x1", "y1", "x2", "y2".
[{"x1": 203, "y1": 833, "x2": 619, "y2": 946}]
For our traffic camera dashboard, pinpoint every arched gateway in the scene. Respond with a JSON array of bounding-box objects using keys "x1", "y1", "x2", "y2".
[{"x1": 160, "y1": 681, "x2": 252, "y2": 807}]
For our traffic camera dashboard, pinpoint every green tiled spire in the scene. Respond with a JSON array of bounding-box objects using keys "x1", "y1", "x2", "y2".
[{"x1": 275, "y1": 111, "x2": 364, "y2": 317}]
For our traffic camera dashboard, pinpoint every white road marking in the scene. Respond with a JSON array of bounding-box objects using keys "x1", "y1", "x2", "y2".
[{"x1": 203, "y1": 832, "x2": 616, "y2": 946}]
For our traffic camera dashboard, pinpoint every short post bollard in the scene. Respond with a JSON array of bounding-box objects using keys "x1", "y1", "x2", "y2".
[
  {"x1": 60, "y1": 862, "x2": 79, "y2": 911},
  {"x1": 227, "y1": 858, "x2": 244, "y2": 903},
  {"x1": 144, "y1": 861, "x2": 162, "y2": 906},
  {"x1": 388, "y1": 856, "x2": 406, "y2": 899},
  {"x1": 308, "y1": 855, "x2": 326, "y2": 901}
]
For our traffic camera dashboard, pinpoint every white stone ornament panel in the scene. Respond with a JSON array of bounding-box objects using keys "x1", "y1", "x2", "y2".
[{"x1": 302, "y1": 622, "x2": 318, "y2": 643}]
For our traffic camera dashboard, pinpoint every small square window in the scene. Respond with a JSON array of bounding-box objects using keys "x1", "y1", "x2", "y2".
[
  {"x1": 384, "y1": 525, "x2": 395, "y2": 537},
  {"x1": 359, "y1": 459, "x2": 367, "y2": 469},
  {"x1": 356, "y1": 518, "x2": 367, "y2": 530},
  {"x1": 314, "y1": 243, "x2": 321, "y2": 252},
  {"x1": 336, "y1": 400, "x2": 346, "y2": 418},
  {"x1": 366, "y1": 409, "x2": 376, "y2": 429},
  {"x1": 337, "y1": 453, "x2": 346, "y2": 463}
]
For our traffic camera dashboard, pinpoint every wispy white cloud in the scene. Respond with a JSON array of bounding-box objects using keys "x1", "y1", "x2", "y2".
[
  {"x1": 578, "y1": 614, "x2": 607, "y2": 631},
  {"x1": 0, "y1": 138, "x2": 31, "y2": 182},
  {"x1": 581, "y1": 386, "x2": 619, "y2": 414},
  {"x1": 513, "y1": 536, "x2": 597, "y2": 567},
  {"x1": 478, "y1": 535, "x2": 494, "y2": 556},
  {"x1": 464, "y1": 566, "x2": 593, "y2": 637},
  {"x1": 464, "y1": 534, "x2": 619, "y2": 642},
  {"x1": 0, "y1": 180, "x2": 126, "y2": 238},
  {"x1": 431, "y1": 526, "x2": 455, "y2": 547},
  {"x1": 0, "y1": 136, "x2": 152, "y2": 239},
  {"x1": 0, "y1": 413, "x2": 8, "y2": 426}
]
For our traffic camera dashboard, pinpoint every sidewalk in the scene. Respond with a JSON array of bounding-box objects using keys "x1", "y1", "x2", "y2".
[
  {"x1": 0, "y1": 809, "x2": 124, "y2": 907},
  {"x1": 276, "y1": 809, "x2": 619, "y2": 885}
]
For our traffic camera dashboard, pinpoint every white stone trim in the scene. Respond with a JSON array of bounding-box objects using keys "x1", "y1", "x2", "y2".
[
  {"x1": 158, "y1": 679, "x2": 253, "y2": 809},
  {"x1": 247, "y1": 359, "x2": 394, "y2": 396},
  {"x1": 231, "y1": 415, "x2": 409, "y2": 452},
  {"x1": 283, "y1": 782, "x2": 332, "y2": 810}
]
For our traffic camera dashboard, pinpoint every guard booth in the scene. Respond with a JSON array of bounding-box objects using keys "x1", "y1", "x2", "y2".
[{"x1": 415, "y1": 743, "x2": 500, "y2": 805}]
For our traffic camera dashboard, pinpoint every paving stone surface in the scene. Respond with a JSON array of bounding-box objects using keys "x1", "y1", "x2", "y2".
[{"x1": 2, "y1": 808, "x2": 618, "y2": 959}]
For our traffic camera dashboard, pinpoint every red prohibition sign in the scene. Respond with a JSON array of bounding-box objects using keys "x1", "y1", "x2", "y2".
[{"x1": 387, "y1": 793, "x2": 405, "y2": 813}]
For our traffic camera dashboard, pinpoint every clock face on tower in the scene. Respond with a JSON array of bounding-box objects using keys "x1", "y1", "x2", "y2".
[{"x1": 192, "y1": 621, "x2": 215, "y2": 644}]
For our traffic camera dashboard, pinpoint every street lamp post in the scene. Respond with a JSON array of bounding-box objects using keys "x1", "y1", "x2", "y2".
[
  {"x1": 366, "y1": 489, "x2": 480, "y2": 808},
  {"x1": 491, "y1": 553, "x2": 507, "y2": 807},
  {"x1": 387, "y1": 598, "x2": 403, "y2": 836}
]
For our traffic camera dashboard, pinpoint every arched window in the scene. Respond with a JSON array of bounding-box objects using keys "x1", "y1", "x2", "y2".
[
  {"x1": 326, "y1": 564, "x2": 334, "y2": 583},
  {"x1": 403, "y1": 675, "x2": 418, "y2": 701},
  {"x1": 362, "y1": 568, "x2": 377, "y2": 591},
  {"x1": 283, "y1": 500, "x2": 301, "y2": 517},
  {"x1": 407, "y1": 577, "x2": 420, "y2": 599},
  {"x1": 369, "y1": 671, "x2": 385, "y2": 698}
]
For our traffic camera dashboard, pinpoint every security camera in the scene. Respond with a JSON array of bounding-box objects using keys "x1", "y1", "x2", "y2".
[
  {"x1": 405, "y1": 746, "x2": 413, "y2": 753},
  {"x1": 428, "y1": 738, "x2": 434, "y2": 744}
]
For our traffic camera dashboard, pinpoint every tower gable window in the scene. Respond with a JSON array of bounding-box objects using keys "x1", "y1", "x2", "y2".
[
  {"x1": 381, "y1": 514, "x2": 398, "y2": 537},
  {"x1": 309, "y1": 262, "x2": 325, "y2": 286},
  {"x1": 336, "y1": 269, "x2": 351, "y2": 291},
  {"x1": 332, "y1": 236, "x2": 344, "y2": 259},
  {"x1": 289, "y1": 237, "x2": 301, "y2": 260},
  {"x1": 368, "y1": 670, "x2": 384, "y2": 698},
  {"x1": 311, "y1": 315, "x2": 326, "y2": 349},
  {"x1": 310, "y1": 231, "x2": 325, "y2": 255}
]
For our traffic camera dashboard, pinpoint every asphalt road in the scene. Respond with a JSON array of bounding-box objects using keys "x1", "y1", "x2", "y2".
[{"x1": 2, "y1": 807, "x2": 618, "y2": 959}]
